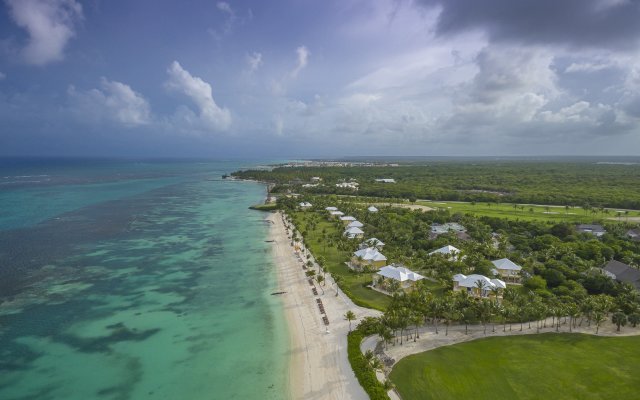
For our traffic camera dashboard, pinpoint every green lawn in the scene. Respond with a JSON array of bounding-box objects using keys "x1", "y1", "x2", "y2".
[
  {"x1": 291, "y1": 212, "x2": 391, "y2": 311},
  {"x1": 389, "y1": 333, "x2": 640, "y2": 400},
  {"x1": 418, "y1": 200, "x2": 640, "y2": 223}
]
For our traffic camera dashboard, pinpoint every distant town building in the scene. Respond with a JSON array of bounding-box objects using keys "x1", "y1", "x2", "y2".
[
  {"x1": 336, "y1": 182, "x2": 359, "y2": 190},
  {"x1": 375, "y1": 178, "x2": 396, "y2": 183}
]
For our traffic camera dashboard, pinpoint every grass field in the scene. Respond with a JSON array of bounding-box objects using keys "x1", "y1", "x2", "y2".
[
  {"x1": 290, "y1": 212, "x2": 391, "y2": 311},
  {"x1": 389, "y1": 333, "x2": 640, "y2": 400},
  {"x1": 417, "y1": 200, "x2": 640, "y2": 223}
]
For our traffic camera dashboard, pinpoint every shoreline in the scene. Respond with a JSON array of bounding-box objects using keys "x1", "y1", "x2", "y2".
[{"x1": 266, "y1": 211, "x2": 380, "y2": 399}]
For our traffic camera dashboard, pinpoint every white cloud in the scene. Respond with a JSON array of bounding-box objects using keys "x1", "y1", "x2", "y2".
[
  {"x1": 5, "y1": 0, "x2": 82, "y2": 65},
  {"x1": 217, "y1": 1, "x2": 233, "y2": 14},
  {"x1": 291, "y1": 46, "x2": 309, "y2": 78},
  {"x1": 246, "y1": 51, "x2": 263, "y2": 73},
  {"x1": 67, "y1": 78, "x2": 151, "y2": 126},
  {"x1": 165, "y1": 60, "x2": 232, "y2": 132}
]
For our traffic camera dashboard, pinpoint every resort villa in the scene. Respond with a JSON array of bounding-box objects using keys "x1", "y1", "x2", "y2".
[
  {"x1": 375, "y1": 265, "x2": 425, "y2": 290},
  {"x1": 347, "y1": 220, "x2": 364, "y2": 228},
  {"x1": 428, "y1": 245, "x2": 462, "y2": 261},
  {"x1": 453, "y1": 274, "x2": 506, "y2": 298},
  {"x1": 491, "y1": 258, "x2": 523, "y2": 284},
  {"x1": 375, "y1": 178, "x2": 396, "y2": 183},
  {"x1": 344, "y1": 226, "x2": 365, "y2": 239},
  {"x1": 340, "y1": 216, "x2": 357, "y2": 226},
  {"x1": 299, "y1": 202, "x2": 313, "y2": 210},
  {"x1": 351, "y1": 247, "x2": 387, "y2": 270},
  {"x1": 329, "y1": 210, "x2": 345, "y2": 218},
  {"x1": 368, "y1": 206, "x2": 379, "y2": 213},
  {"x1": 325, "y1": 206, "x2": 338, "y2": 211},
  {"x1": 602, "y1": 260, "x2": 640, "y2": 290},
  {"x1": 627, "y1": 228, "x2": 640, "y2": 242},
  {"x1": 430, "y1": 222, "x2": 468, "y2": 240},
  {"x1": 576, "y1": 224, "x2": 607, "y2": 237}
]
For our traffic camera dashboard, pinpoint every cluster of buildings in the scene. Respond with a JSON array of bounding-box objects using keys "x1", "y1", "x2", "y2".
[{"x1": 310, "y1": 202, "x2": 640, "y2": 298}]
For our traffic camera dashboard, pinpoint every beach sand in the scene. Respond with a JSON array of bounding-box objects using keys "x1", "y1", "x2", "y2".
[{"x1": 267, "y1": 211, "x2": 380, "y2": 400}]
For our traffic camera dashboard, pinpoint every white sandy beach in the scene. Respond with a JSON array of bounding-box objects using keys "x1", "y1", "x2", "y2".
[{"x1": 267, "y1": 211, "x2": 380, "y2": 400}]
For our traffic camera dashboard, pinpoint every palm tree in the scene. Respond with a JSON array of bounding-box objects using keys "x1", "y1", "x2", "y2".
[
  {"x1": 474, "y1": 279, "x2": 488, "y2": 298},
  {"x1": 316, "y1": 275, "x2": 325, "y2": 294},
  {"x1": 612, "y1": 311, "x2": 627, "y2": 332},
  {"x1": 370, "y1": 357, "x2": 384, "y2": 372},
  {"x1": 593, "y1": 312, "x2": 606, "y2": 334},
  {"x1": 333, "y1": 275, "x2": 342, "y2": 296},
  {"x1": 345, "y1": 310, "x2": 356, "y2": 332},
  {"x1": 382, "y1": 380, "x2": 395, "y2": 392},
  {"x1": 628, "y1": 313, "x2": 640, "y2": 328},
  {"x1": 476, "y1": 299, "x2": 492, "y2": 335}
]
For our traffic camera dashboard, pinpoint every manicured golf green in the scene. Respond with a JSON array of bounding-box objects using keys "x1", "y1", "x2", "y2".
[{"x1": 390, "y1": 333, "x2": 640, "y2": 400}]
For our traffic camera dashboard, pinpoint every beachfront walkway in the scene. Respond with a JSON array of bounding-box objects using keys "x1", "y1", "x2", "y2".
[{"x1": 361, "y1": 317, "x2": 640, "y2": 371}]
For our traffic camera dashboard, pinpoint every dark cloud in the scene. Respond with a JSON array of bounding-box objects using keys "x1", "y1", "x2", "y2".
[{"x1": 418, "y1": 0, "x2": 640, "y2": 49}]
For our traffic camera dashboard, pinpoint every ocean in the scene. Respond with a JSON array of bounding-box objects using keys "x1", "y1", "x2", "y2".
[{"x1": 0, "y1": 158, "x2": 288, "y2": 400}]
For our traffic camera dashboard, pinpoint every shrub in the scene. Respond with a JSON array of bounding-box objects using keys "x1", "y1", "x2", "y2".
[{"x1": 347, "y1": 324, "x2": 390, "y2": 400}]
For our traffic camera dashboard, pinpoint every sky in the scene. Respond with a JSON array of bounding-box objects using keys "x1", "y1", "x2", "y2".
[{"x1": 0, "y1": 0, "x2": 639, "y2": 158}]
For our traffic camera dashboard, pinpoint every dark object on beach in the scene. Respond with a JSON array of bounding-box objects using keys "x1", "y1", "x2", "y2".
[
  {"x1": 270, "y1": 291, "x2": 287, "y2": 295},
  {"x1": 265, "y1": 240, "x2": 275, "y2": 242},
  {"x1": 222, "y1": 174, "x2": 229, "y2": 179}
]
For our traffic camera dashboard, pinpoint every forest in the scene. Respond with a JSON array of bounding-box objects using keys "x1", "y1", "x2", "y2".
[{"x1": 232, "y1": 161, "x2": 640, "y2": 209}]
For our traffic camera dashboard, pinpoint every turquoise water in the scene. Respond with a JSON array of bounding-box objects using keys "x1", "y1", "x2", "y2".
[{"x1": 0, "y1": 160, "x2": 288, "y2": 400}]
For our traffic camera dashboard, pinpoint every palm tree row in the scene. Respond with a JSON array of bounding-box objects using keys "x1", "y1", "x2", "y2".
[{"x1": 372, "y1": 283, "x2": 640, "y2": 346}]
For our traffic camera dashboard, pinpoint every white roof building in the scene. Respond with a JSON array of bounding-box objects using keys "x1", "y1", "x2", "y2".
[
  {"x1": 325, "y1": 206, "x2": 338, "y2": 211},
  {"x1": 330, "y1": 211, "x2": 345, "y2": 216},
  {"x1": 377, "y1": 265, "x2": 424, "y2": 283},
  {"x1": 353, "y1": 247, "x2": 387, "y2": 263},
  {"x1": 336, "y1": 182, "x2": 359, "y2": 190},
  {"x1": 453, "y1": 274, "x2": 506, "y2": 297},
  {"x1": 344, "y1": 226, "x2": 365, "y2": 239},
  {"x1": 491, "y1": 258, "x2": 521, "y2": 285},
  {"x1": 347, "y1": 220, "x2": 364, "y2": 228},
  {"x1": 299, "y1": 202, "x2": 312, "y2": 208},
  {"x1": 431, "y1": 223, "x2": 467, "y2": 235},
  {"x1": 491, "y1": 258, "x2": 522, "y2": 273},
  {"x1": 428, "y1": 245, "x2": 461, "y2": 260},
  {"x1": 368, "y1": 206, "x2": 379, "y2": 213},
  {"x1": 340, "y1": 216, "x2": 357, "y2": 222},
  {"x1": 375, "y1": 178, "x2": 396, "y2": 183}
]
